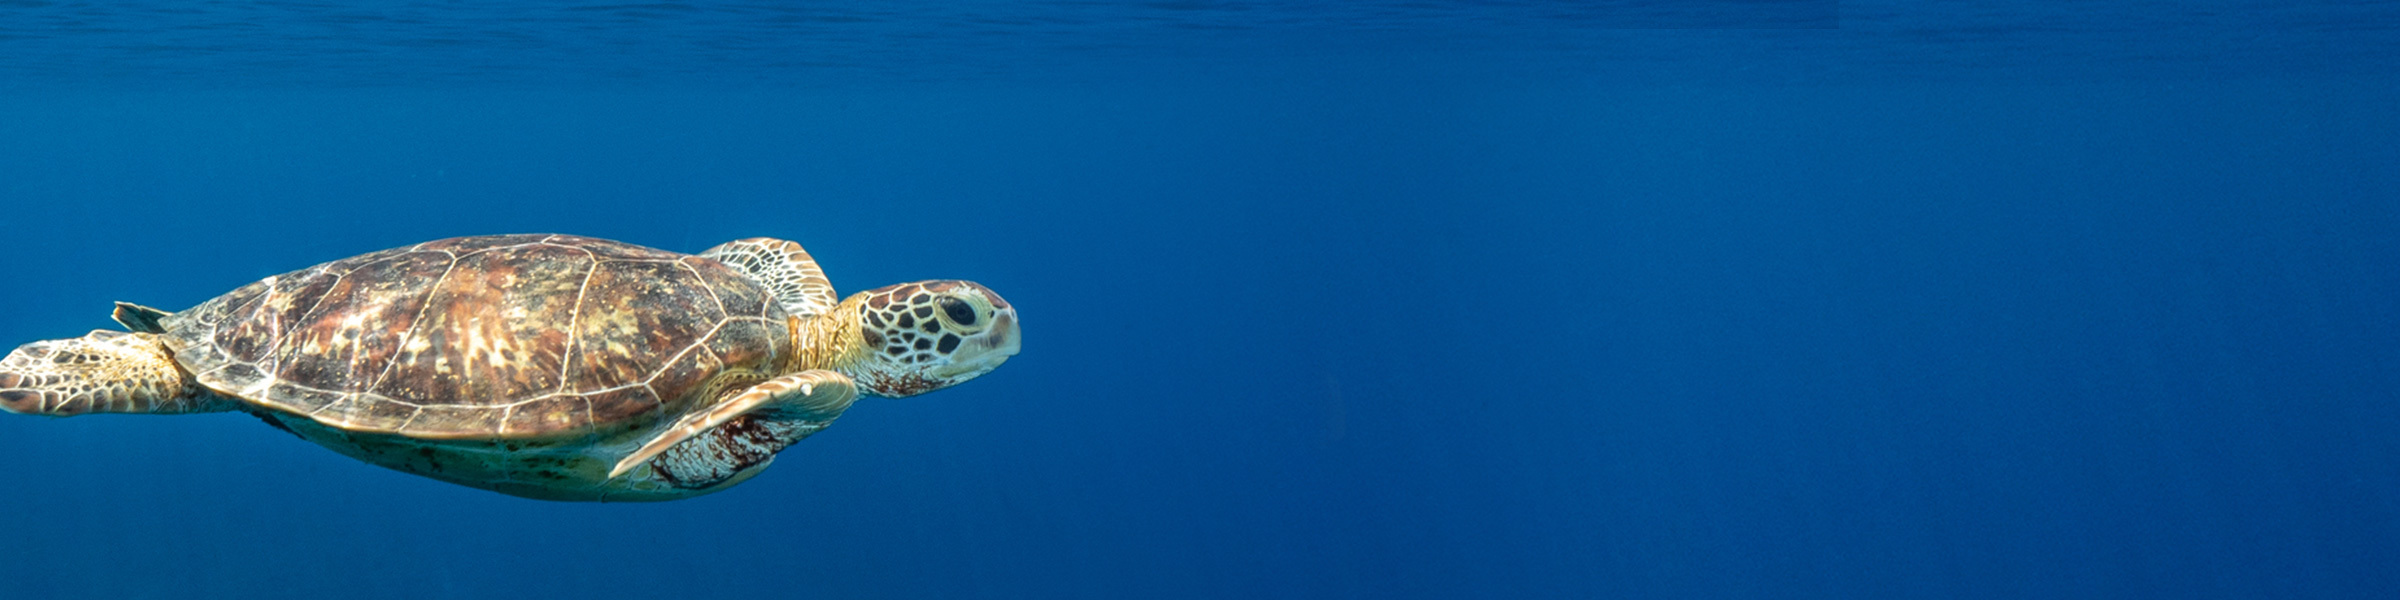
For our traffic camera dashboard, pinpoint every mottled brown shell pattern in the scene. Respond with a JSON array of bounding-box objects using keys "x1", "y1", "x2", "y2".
[{"x1": 160, "y1": 234, "x2": 791, "y2": 440}]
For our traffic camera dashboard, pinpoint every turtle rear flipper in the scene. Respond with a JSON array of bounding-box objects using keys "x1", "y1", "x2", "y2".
[
  {"x1": 610, "y1": 370, "x2": 858, "y2": 486},
  {"x1": 0, "y1": 330, "x2": 229, "y2": 416}
]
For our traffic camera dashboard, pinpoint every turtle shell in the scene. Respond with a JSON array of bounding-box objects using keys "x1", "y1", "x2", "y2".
[{"x1": 160, "y1": 234, "x2": 793, "y2": 440}]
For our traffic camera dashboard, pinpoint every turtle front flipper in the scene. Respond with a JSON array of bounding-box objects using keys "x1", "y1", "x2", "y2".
[
  {"x1": 699, "y1": 237, "x2": 838, "y2": 318},
  {"x1": 0, "y1": 330, "x2": 230, "y2": 416},
  {"x1": 610, "y1": 369, "x2": 859, "y2": 487}
]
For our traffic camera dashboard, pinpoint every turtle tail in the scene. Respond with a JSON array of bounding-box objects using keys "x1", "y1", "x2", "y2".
[
  {"x1": 0, "y1": 330, "x2": 231, "y2": 417},
  {"x1": 112, "y1": 302, "x2": 172, "y2": 334}
]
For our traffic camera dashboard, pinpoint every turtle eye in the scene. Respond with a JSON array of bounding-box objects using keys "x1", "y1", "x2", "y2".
[{"x1": 938, "y1": 296, "x2": 977, "y2": 326}]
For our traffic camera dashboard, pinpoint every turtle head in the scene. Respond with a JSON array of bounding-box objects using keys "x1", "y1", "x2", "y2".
[{"x1": 842, "y1": 280, "x2": 1019, "y2": 397}]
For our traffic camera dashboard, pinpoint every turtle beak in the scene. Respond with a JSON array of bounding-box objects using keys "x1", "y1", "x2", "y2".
[{"x1": 932, "y1": 305, "x2": 1019, "y2": 383}]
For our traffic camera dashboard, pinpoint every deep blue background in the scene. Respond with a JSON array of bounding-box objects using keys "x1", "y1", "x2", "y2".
[{"x1": 4, "y1": 2, "x2": 2400, "y2": 598}]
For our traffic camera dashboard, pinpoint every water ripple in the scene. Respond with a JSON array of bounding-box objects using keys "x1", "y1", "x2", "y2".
[{"x1": 0, "y1": 0, "x2": 2392, "y2": 87}]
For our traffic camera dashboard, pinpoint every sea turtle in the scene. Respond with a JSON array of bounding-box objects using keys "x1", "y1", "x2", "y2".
[{"x1": 0, "y1": 234, "x2": 1019, "y2": 501}]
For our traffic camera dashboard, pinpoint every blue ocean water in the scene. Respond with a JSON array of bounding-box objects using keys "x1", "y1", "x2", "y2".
[{"x1": 3, "y1": 1, "x2": 2399, "y2": 598}]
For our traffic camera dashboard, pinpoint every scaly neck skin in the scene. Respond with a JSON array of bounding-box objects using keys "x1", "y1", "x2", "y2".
[{"x1": 786, "y1": 296, "x2": 868, "y2": 375}]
